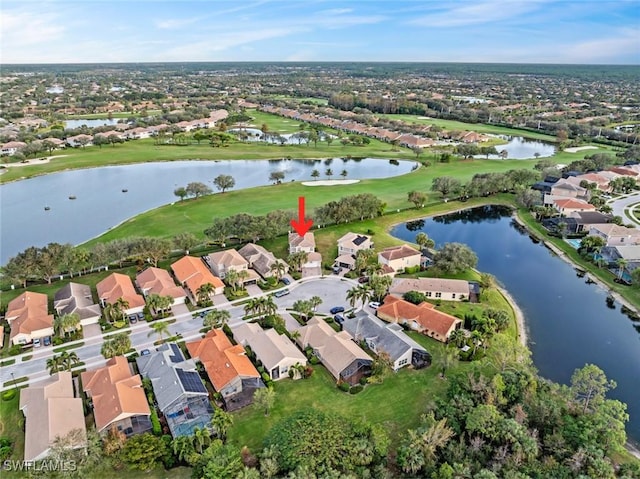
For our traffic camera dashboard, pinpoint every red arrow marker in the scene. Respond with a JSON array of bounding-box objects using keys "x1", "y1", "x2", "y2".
[{"x1": 291, "y1": 196, "x2": 313, "y2": 237}]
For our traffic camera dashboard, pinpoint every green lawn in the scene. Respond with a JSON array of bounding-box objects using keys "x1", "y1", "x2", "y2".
[
  {"x1": 0, "y1": 390, "x2": 25, "y2": 461},
  {"x1": 228, "y1": 335, "x2": 463, "y2": 452}
]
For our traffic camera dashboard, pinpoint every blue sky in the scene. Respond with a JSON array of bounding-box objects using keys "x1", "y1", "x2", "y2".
[{"x1": 1, "y1": 1, "x2": 638, "y2": 64}]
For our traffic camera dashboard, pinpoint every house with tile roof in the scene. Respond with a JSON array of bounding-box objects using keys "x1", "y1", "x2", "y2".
[
  {"x1": 378, "y1": 244, "x2": 422, "y2": 273},
  {"x1": 295, "y1": 317, "x2": 372, "y2": 385},
  {"x1": 1, "y1": 140, "x2": 27, "y2": 156},
  {"x1": 203, "y1": 249, "x2": 250, "y2": 280},
  {"x1": 81, "y1": 356, "x2": 152, "y2": 436},
  {"x1": 6, "y1": 291, "x2": 54, "y2": 345},
  {"x1": 137, "y1": 343, "x2": 214, "y2": 437},
  {"x1": 19, "y1": 372, "x2": 86, "y2": 461},
  {"x1": 288, "y1": 231, "x2": 316, "y2": 254},
  {"x1": 233, "y1": 322, "x2": 307, "y2": 381},
  {"x1": 550, "y1": 179, "x2": 588, "y2": 199},
  {"x1": 136, "y1": 267, "x2": 187, "y2": 304},
  {"x1": 170, "y1": 256, "x2": 225, "y2": 302},
  {"x1": 337, "y1": 232, "x2": 373, "y2": 256},
  {"x1": 588, "y1": 224, "x2": 640, "y2": 247},
  {"x1": 390, "y1": 277, "x2": 471, "y2": 302},
  {"x1": 343, "y1": 312, "x2": 431, "y2": 371},
  {"x1": 550, "y1": 197, "x2": 596, "y2": 216},
  {"x1": 376, "y1": 296, "x2": 462, "y2": 343},
  {"x1": 186, "y1": 329, "x2": 263, "y2": 411},
  {"x1": 54, "y1": 283, "x2": 101, "y2": 327},
  {"x1": 96, "y1": 273, "x2": 145, "y2": 314},
  {"x1": 237, "y1": 243, "x2": 289, "y2": 279}
]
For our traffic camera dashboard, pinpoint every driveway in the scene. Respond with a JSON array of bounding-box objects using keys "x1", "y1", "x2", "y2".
[
  {"x1": 245, "y1": 284, "x2": 263, "y2": 297},
  {"x1": 302, "y1": 266, "x2": 322, "y2": 277},
  {"x1": 212, "y1": 294, "x2": 229, "y2": 306},
  {"x1": 82, "y1": 323, "x2": 102, "y2": 339},
  {"x1": 171, "y1": 303, "x2": 191, "y2": 319}
]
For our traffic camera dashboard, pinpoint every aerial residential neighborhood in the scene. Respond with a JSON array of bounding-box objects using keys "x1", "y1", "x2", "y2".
[{"x1": 1, "y1": 1, "x2": 639, "y2": 476}]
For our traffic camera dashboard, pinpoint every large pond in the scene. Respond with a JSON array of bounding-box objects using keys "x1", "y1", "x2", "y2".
[
  {"x1": 0, "y1": 158, "x2": 417, "y2": 263},
  {"x1": 485, "y1": 136, "x2": 556, "y2": 159},
  {"x1": 64, "y1": 118, "x2": 124, "y2": 129},
  {"x1": 391, "y1": 205, "x2": 640, "y2": 445}
]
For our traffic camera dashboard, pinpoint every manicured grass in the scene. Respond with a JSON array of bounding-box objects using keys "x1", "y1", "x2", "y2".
[
  {"x1": 0, "y1": 390, "x2": 24, "y2": 461},
  {"x1": 380, "y1": 114, "x2": 558, "y2": 142},
  {"x1": 245, "y1": 109, "x2": 309, "y2": 133},
  {"x1": 53, "y1": 342, "x2": 85, "y2": 353},
  {"x1": 227, "y1": 342, "x2": 467, "y2": 452}
]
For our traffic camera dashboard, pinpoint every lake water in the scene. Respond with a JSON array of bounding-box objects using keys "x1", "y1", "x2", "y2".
[
  {"x1": 227, "y1": 127, "x2": 334, "y2": 145},
  {"x1": 391, "y1": 206, "x2": 640, "y2": 445},
  {"x1": 64, "y1": 118, "x2": 124, "y2": 129},
  {"x1": 0, "y1": 158, "x2": 416, "y2": 263},
  {"x1": 484, "y1": 136, "x2": 556, "y2": 159}
]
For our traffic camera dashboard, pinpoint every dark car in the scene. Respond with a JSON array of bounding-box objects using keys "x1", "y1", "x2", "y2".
[
  {"x1": 358, "y1": 276, "x2": 369, "y2": 284},
  {"x1": 43, "y1": 336, "x2": 52, "y2": 347},
  {"x1": 334, "y1": 314, "x2": 345, "y2": 324},
  {"x1": 141, "y1": 349, "x2": 150, "y2": 356},
  {"x1": 282, "y1": 277, "x2": 291, "y2": 285},
  {"x1": 329, "y1": 306, "x2": 345, "y2": 315},
  {"x1": 136, "y1": 312, "x2": 145, "y2": 320},
  {"x1": 129, "y1": 314, "x2": 137, "y2": 324}
]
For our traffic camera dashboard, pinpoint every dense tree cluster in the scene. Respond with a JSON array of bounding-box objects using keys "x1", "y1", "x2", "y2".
[{"x1": 314, "y1": 193, "x2": 385, "y2": 225}]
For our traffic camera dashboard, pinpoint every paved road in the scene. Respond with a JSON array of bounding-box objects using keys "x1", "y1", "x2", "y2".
[
  {"x1": 607, "y1": 191, "x2": 640, "y2": 226},
  {"x1": 0, "y1": 276, "x2": 356, "y2": 391}
]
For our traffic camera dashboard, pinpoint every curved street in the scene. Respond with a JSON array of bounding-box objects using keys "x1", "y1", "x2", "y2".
[
  {"x1": 0, "y1": 275, "x2": 358, "y2": 392},
  {"x1": 607, "y1": 191, "x2": 640, "y2": 226}
]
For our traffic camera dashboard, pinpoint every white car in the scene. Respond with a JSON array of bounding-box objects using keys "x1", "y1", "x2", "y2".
[
  {"x1": 33, "y1": 338, "x2": 41, "y2": 348},
  {"x1": 368, "y1": 301, "x2": 381, "y2": 309}
]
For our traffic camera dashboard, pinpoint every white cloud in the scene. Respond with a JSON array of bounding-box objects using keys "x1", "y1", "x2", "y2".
[
  {"x1": 563, "y1": 30, "x2": 640, "y2": 62},
  {"x1": 321, "y1": 8, "x2": 354, "y2": 15},
  {"x1": 0, "y1": 9, "x2": 65, "y2": 47},
  {"x1": 408, "y1": 1, "x2": 545, "y2": 27},
  {"x1": 154, "y1": 17, "x2": 203, "y2": 30}
]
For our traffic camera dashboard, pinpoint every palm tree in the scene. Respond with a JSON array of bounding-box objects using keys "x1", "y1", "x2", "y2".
[
  {"x1": 210, "y1": 408, "x2": 234, "y2": 441},
  {"x1": 340, "y1": 169, "x2": 348, "y2": 179},
  {"x1": 196, "y1": 282, "x2": 214, "y2": 305},
  {"x1": 325, "y1": 168, "x2": 333, "y2": 180},
  {"x1": 270, "y1": 261, "x2": 287, "y2": 282},
  {"x1": 148, "y1": 321, "x2": 170, "y2": 343},
  {"x1": 236, "y1": 270, "x2": 249, "y2": 290},
  {"x1": 309, "y1": 296, "x2": 322, "y2": 312},
  {"x1": 191, "y1": 426, "x2": 211, "y2": 454},
  {"x1": 448, "y1": 329, "x2": 466, "y2": 348},
  {"x1": 287, "y1": 252, "x2": 308, "y2": 272},
  {"x1": 172, "y1": 435, "x2": 195, "y2": 464},
  {"x1": 244, "y1": 298, "x2": 261, "y2": 317},
  {"x1": 254, "y1": 387, "x2": 276, "y2": 416},
  {"x1": 616, "y1": 258, "x2": 628, "y2": 281},
  {"x1": 54, "y1": 313, "x2": 80, "y2": 338},
  {"x1": 203, "y1": 309, "x2": 231, "y2": 331},
  {"x1": 115, "y1": 298, "x2": 129, "y2": 319},
  {"x1": 263, "y1": 296, "x2": 277, "y2": 317},
  {"x1": 437, "y1": 347, "x2": 459, "y2": 379},
  {"x1": 311, "y1": 169, "x2": 320, "y2": 180},
  {"x1": 415, "y1": 232, "x2": 435, "y2": 250},
  {"x1": 470, "y1": 330, "x2": 484, "y2": 358},
  {"x1": 225, "y1": 269, "x2": 239, "y2": 293},
  {"x1": 145, "y1": 293, "x2": 162, "y2": 317},
  {"x1": 346, "y1": 284, "x2": 371, "y2": 308},
  {"x1": 102, "y1": 302, "x2": 125, "y2": 324},
  {"x1": 47, "y1": 355, "x2": 63, "y2": 375}
]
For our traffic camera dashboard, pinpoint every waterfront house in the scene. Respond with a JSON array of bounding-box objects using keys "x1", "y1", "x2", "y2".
[
  {"x1": 233, "y1": 322, "x2": 307, "y2": 380},
  {"x1": 378, "y1": 244, "x2": 422, "y2": 273},
  {"x1": 20, "y1": 372, "x2": 86, "y2": 461},
  {"x1": 588, "y1": 224, "x2": 640, "y2": 247},
  {"x1": 550, "y1": 197, "x2": 596, "y2": 216},
  {"x1": 376, "y1": 296, "x2": 462, "y2": 343},
  {"x1": 81, "y1": 356, "x2": 152, "y2": 437},
  {"x1": 295, "y1": 317, "x2": 372, "y2": 385},
  {"x1": 390, "y1": 277, "x2": 471, "y2": 301},
  {"x1": 203, "y1": 249, "x2": 251, "y2": 280},
  {"x1": 0, "y1": 140, "x2": 27, "y2": 156},
  {"x1": 6, "y1": 291, "x2": 54, "y2": 346},
  {"x1": 289, "y1": 232, "x2": 316, "y2": 254},
  {"x1": 238, "y1": 243, "x2": 289, "y2": 279},
  {"x1": 137, "y1": 343, "x2": 214, "y2": 437}
]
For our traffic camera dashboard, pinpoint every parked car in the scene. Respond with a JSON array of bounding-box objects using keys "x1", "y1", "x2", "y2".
[
  {"x1": 274, "y1": 289, "x2": 290, "y2": 298},
  {"x1": 329, "y1": 306, "x2": 345, "y2": 315},
  {"x1": 136, "y1": 312, "x2": 145, "y2": 320},
  {"x1": 141, "y1": 349, "x2": 150, "y2": 356},
  {"x1": 33, "y1": 338, "x2": 41, "y2": 348},
  {"x1": 282, "y1": 277, "x2": 291, "y2": 285},
  {"x1": 129, "y1": 314, "x2": 137, "y2": 324},
  {"x1": 43, "y1": 336, "x2": 51, "y2": 347},
  {"x1": 332, "y1": 266, "x2": 342, "y2": 274},
  {"x1": 368, "y1": 301, "x2": 381, "y2": 309},
  {"x1": 358, "y1": 276, "x2": 369, "y2": 284},
  {"x1": 334, "y1": 314, "x2": 345, "y2": 324}
]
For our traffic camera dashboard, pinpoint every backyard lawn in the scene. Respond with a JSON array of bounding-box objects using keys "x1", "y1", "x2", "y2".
[
  {"x1": 228, "y1": 333, "x2": 461, "y2": 452},
  {"x1": 0, "y1": 390, "x2": 24, "y2": 461}
]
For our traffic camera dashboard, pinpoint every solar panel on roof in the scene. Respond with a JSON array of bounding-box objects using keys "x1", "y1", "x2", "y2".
[
  {"x1": 353, "y1": 235, "x2": 367, "y2": 246},
  {"x1": 176, "y1": 369, "x2": 207, "y2": 393},
  {"x1": 169, "y1": 343, "x2": 184, "y2": 363}
]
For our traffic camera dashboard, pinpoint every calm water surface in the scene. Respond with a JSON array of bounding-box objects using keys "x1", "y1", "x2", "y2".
[
  {"x1": 0, "y1": 158, "x2": 416, "y2": 263},
  {"x1": 391, "y1": 205, "x2": 640, "y2": 444}
]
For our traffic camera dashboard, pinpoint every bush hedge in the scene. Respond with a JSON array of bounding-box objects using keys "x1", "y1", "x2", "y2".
[
  {"x1": 1, "y1": 389, "x2": 16, "y2": 401},
  {"x1": 338, "y1": 382, "x2": 350, "y2": 392},
  {"x1": 349, "y1": 385, "x2": 364, "y2": 394}
]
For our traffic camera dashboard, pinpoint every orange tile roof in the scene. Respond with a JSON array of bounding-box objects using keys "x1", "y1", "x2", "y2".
[
  {"x1": 186, "y1": 329, "x2": 260, "y2": 392},
  {"x1": 136, "y1": 267, "x2": 187, "y2": 299},
  {"x1": 6, "y1": 292, "x2": 53, "y2": 341},
  {"x1": 81, "y1": 356, "x2": 150, "y2": 432},
  {"x1": 377, "y1": 296, "x2": 461, "y2": 340},
  {"x1": 379, "y1": 244, "x2": 421, "y2": 261},
  {"x1": 171, "y1": 256, "x2": 224, "y2": 294},
  {"x1": 96, "y1": 273, "x2": 145, "y2": 308},
  {"x1": 553, "y1": 198, "x2": 595, "y2": 210}
]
